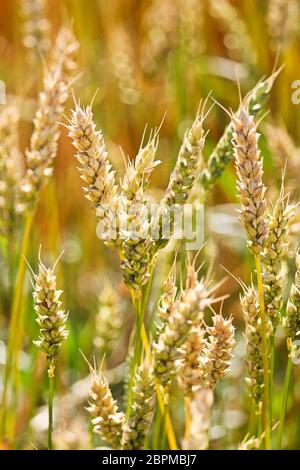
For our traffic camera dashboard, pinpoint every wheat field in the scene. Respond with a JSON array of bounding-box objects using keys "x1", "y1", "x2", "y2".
[{"x1": 0, "y1": 0, "x2": 300, "y2": 451}]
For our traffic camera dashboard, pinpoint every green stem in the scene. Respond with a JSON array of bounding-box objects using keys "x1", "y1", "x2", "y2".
[
  {"x1": 125, "y1": 294, "x2": 143, "y2": 419},
  {"x1": 152, "y1": 407, "x2": 163, "y2": 450},
  {"x1": 270, "y1": 333, "x2": 275, "y2": 424},
  {"x1": 276, "y1": 355, "x2": 292, "y2": 449},
  {"x1": 47, "y1": 360, "x2": 55, "y2": 450},
  {"x1": 1, "y1": 213, "x2": 33, "y2": 439},
  {"x1": 255, "y1": 254, "x2": 271, "y2": 449}
]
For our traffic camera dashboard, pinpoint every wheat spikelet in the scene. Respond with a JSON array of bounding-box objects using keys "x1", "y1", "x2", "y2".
[
  {"x1": 200, "y1": 313, "x2": 235, "y2": 389},
  {"x1": 32, "y1": 253, "x2": 68, "y2": 361},
  {"x1": 86, "y1": 364, "x2": 124, "y2": 449},
  {"x1": 262, "y1": 187, "x2": 296, "y2": 329},
  {"x1": 232, "y1": 106, "x2": 267, "y2": 254},
  {"x1": 122, "y1": 361, "x2": 155, "y2": 450},
  {"x1": 200, "y1": 70, "x2": 280, "y2": 194},
  {"x1": 157, "y1": 268, "x2": 178, "y2": 327},
  {"x1": 241, "y1": 287, "x2": 264, "y2": 414},
  {"x1": 286, "y1": 249, "x2": 300, "y2": 346}
]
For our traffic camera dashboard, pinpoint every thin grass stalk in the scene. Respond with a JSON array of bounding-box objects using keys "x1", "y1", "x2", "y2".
[
  {"x1": 184, "y1": 397, "x2": 191, "y2": 442},
  {"x1": 0, "y1": 213, "x2": 33, "y2": 437},
  {"x1": 255, "y1": 254, "x2": 271, "y2": 449},
  {"x1": 276, "y1": 356, "x2": 293, "y2": 449},
  {"x1": 269, "y1": 333, "x2": 275, "y2": 423},
  {"x1": 152, "y1": 407, "x2": 163, "y2": 449},
  {"x1": 47, "y1": 359, "x2": 55, "y2": 450},
  {"x1": 126, "y1": 294, "x2": 143, "y2": 419}
]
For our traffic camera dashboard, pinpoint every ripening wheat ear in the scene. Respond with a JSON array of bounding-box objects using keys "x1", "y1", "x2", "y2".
[
  {"x1": 286, "y1": 249, "x2": 300, "y2": 348},
  {"x1": 93, "y1": 280, "x2": 123, "y2": 358},
  {"x1": 18, "y1": 27, "x2": 79, "y2": 214},
  {"x1": 32, "y1": 250, "x2": 68, "y2": 363},
  {"x1": 119, "y1": 130, "x2": 160, "y2": 293},
  {"x1": 262, "y1": 184, "x2": 297, "y2": 330},
  {"x1": 0, "y1": 105, "x2": 23, "y2": 239},
  {"x1": 86, "y1": 359, "x2": 125, "y2": 449},
  {"x1": 154, "y1": 263, "x2": 215, "y2": 392},
  {"x1": 155, "y1": 101, "x2": 208, "y2": 250},
  {"x1": 200, "y1": 69, "x2": 281, "y2": 196},
  {"x1": 20, "y1": 0, "x2": 51, "y2": 63},
  {"x1": 200, "y1": 313, "x2": 235, "y2": 390},
  {"x1": 122, "y1": 360, "x2": 156, "y2": 450},
  {"x1": 232, "y1": 106, "x2": 268, "y2": 254},
  {"x1": 241, "y1": 286, "x2": 264, "y2": 415},
  {"x1": 67, "y1": 102, "x2": 119, "y2": 246},
  {"x1": 31, "y1": 249, "x2": 68, "y2": 450}
]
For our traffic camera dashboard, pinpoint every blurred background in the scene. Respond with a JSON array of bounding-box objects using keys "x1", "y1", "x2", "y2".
[{"x1": 1, "y1": 0, "x2": 300, "y2": 449}]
